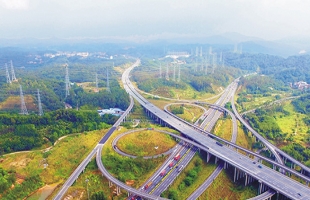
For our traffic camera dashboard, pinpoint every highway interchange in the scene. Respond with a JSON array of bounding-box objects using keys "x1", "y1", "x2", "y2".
[
  {"x1": 122, "y1": 60, "x2": 310, "y2": 199},
  {"x1": 55, "y1": 59, "x2": 310, "y2": 200}
]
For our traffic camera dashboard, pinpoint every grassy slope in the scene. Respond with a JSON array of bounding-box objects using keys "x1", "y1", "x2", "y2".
[
  {"x1": 275, "y1": 102, "x2": 308, "y2": 146},
  {"x1": 117, "y1": 130, "x2": 177, "y2": 156},
  {"x1": 0, "y1": 130, "x2": 106, "y2": 184},
  {"x1": 177, "y1": 105, "x2": 205, "y2": 123},
  {"x1": 100, "y1": 126, "x2": 171, "y2": 188}
]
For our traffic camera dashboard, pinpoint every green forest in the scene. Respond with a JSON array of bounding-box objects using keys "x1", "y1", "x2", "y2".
[
  {"x1": 0, "y1": 51, "x2": 131, "y2": 155},
  {"x1": 244, "y1": 94, "x2": 310, "y2": 167},
  {"x1": 0, "y1": 109, "x2": 112, "y2": 154}
]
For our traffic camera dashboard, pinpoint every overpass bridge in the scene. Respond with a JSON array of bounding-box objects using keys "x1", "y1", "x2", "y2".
[
  {"x1": 55, "y1": 59, "x2": 310, "y2": 200},
  {"x1": 122, "y1": 59, "x2": 310, "y2": 199}
]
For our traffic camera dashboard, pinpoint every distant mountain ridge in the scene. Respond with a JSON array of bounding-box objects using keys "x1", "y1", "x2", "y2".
[{"x1": 0, "y1": 32, "x2": 309, "y2": 57}]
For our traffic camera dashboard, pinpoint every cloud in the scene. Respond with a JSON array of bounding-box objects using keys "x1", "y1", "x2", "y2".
[{"x1": 0, "y1": 0, "x2": 29, "y2": 10}]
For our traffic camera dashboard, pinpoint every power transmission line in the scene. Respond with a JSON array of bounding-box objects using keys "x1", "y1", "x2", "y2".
[
  {"x1": 65, "y1": 64, "x2": 70, "y2": 97},
  {"x1": 10, "y1": 60, "x2": 17, "y2": 81},
  {"x1": 20, "y1": 85, "x2": 28, "y2": 115},
  {"x1": 37, "y1": 89, "x2": 43, "y2": 116},
  {"x1": 106, "y1": 67, "x2": 110, "y2": 93},
  {"x1": 5, "y1": 63, "x2": 11, "y2": 84}
]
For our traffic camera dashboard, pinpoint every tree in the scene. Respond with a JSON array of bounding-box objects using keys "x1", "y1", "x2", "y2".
[{"x1": 91, "y1": 191, "x2": 107, "y2": 200}]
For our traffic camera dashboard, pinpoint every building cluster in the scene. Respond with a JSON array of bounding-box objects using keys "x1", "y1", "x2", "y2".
[
  {"x1": 43, "y1": 51, "x2": 111, "y2": 59},
  {"x1": 291, "y1": 81, "x2": 310, "y2": 90},
  {"x1": 97, "y1": 108, "x2": 124, "y2": 116},
  {"x1": 44, "y1": 51, "x2": 89, "y2": 58}
]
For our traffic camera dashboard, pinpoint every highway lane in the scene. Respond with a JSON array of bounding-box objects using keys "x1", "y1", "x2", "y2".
[
  {"x1": 123, "y1": 60, "x2": 310, "y2": 199},
  {"x1": 146, "y1": 144, "x2": 191, "y2": 194},
  {"x1": 151, "y1": 146, "x2": 197, "y2": 196},
  {"x1": 187, "y1": 161, "x2": 224, "y2": 200},
  {"x1": 137, "y1": 144, "x2": 182, "y2": 190}
]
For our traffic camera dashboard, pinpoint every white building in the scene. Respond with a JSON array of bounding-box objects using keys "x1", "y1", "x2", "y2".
[{"x1": 97, "y1": 108, "x2": 124, "y2": 116}]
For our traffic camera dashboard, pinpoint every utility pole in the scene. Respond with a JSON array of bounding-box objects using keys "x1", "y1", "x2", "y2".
[
  {"x1": 178, "y1": 64, "x2": 180, "y2": 82},
  {"x1": 5, "y1": 63, "x2": 11, "y2": 84},
  {"x1": 20, "y1": 85, "x2": 28, "y2": 115},
  {"x1": 65, "y1": 64, "x2": 70, "y2": 97},
  {"x1": 159, "y1": 63, "x2": 162, "y2": 78},
  {"x1": 212, "y1": 53, "x2": 217, "y2": 74},
  {"x1": 95, "y1": 72, "x2": 99, "y2": 92},
  {"x1": 37, "y1": 89, "x2": 43, "y2": 116},
  {"x1": 85, "y1": 179, "x2": 90, "y2": 200},
  {"x1": 106, "y1": 67, "x2": 110, "y2": 92},
  {"x1": 173, "y1": 63, "x2": 176, "y2": 81},
  {"x1": 165, "y1": 64, "x2": 169, "y2": 80},
  {"x1": 10, "y1": 60, "x2": 17, "y2": 81},
  {"x1": 205, "y1": 58, "x2": 208, "y2": 75}
]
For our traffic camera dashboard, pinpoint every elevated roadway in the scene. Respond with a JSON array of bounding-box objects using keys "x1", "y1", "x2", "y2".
[
  {"x1": 149, "y1": 79, "x2": 237, "y2": 197},
  {"x1": 123, "y1": 60, "x2": 310, "y2": 199},
  {"x1": 231, "y1": 93, "x2": 310, "y2": 176}
]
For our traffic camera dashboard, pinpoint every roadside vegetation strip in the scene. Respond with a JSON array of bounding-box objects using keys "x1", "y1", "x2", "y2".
[
  {"x1": 161, "y1": 155, "x2": 217, "y2": 199},
  {"x1": 112, "y1": 129, "x2": 177, "y2": 158}
]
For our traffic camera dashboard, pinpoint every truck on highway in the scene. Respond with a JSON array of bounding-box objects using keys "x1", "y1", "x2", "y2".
[
  {"x1": 174, "y1": 153, "x2": 181, "y2": 161},
  {"x1": 169, "y1": 161, "x2": 174, "y2": 168},
  {"x1": 160, "y1": 170, "x2": 166, "y2": 176},
  {"x1": 144, "y1": 181, "x2": 152, "y2": 190}
]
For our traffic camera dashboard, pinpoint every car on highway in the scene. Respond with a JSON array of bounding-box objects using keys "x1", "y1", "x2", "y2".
[
  {"x1": 258, "y1": 165, "x2": 262, "y2": 168},
  {"x1": 178, "y1": 165, "x2": 184, "y2": 172}
]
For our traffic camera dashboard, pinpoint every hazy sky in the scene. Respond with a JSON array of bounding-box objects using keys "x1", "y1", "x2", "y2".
[{"x1": 1, "y1": 0, "x2": 309, "y2": 41}]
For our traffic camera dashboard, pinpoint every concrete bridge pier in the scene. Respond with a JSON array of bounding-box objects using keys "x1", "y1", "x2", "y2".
[
  {"x1": 234, "y1": 167, "x2": 237, "y2": 182},
  {"x1": 236, "y1": 169, "x2": 240, "y2": 181},
  {"x1": 109, "y1": 181, "x2": 113, "y2": 188},
  {"x1": 215, "y1": 156, "x2": 218, "y2": 164},
  {"x1": 258, "y1": 181, "x2": 262, "y2": 194},
  {"x1": 248, "y1": 175, "x2": 253, "y2": 184},
  {"x1": 206, "y1": 152, "x2": 211, "y2": 162},
  {"x1": 244, "y1": 173, "x2": 248, "y2": 186},
  {"x1": 116, "y1": 186, "x2": 121, "y2": 195}
]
